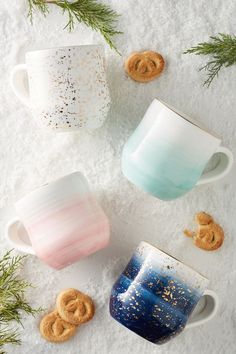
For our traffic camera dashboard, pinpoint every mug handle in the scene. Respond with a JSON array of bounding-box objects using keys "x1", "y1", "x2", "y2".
[
  {"x1": 10, "y1": 64, "x2": 31, "y2": 107},
  {"x1": 197, "y1": 146, "x2": 233, "y2": 185},
  {"x1": 185, "y1": 289, "x2": 219, "y2": 329},
  {"x1": 6, "y1": 219, "x2": 36, "y2": 255}
]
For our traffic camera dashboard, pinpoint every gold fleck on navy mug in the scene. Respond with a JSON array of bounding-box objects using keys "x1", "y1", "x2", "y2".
[{"x1": 110, "y1": 242, "x2": 218, "y2": 344}]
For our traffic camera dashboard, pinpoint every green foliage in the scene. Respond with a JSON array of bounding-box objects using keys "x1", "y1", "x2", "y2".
[
  {"x1": 27, "y1": 0, "x2": 49, "y2": 21},
  {"x1": 0, "y1": 327, "x2": 20, "y2": 353},
  {"x1": 184, "y1": 33, "x2": 236, "y2": 87},
  {"x1": 0, "y1": 250, "x2": 42, "y2": 353},
  {"x1": 27, "y1": 0, "x2": 121, "y2": 52}
]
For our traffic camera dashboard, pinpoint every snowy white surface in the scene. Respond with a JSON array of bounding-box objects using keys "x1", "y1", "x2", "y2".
[{"x1": 0, "y1": 1, "x2": 236, "y2": 353}]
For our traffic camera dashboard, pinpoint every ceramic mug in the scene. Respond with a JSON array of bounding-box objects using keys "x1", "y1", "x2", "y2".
[
  {"x1": 122, "y1": 98, "x2": 233, "y2": 200},
  {"x1": 110, "y1": 242, "x2": 218, "y2": 344},
  {"x1": 10, "y1": 45, "x2": 110, "y2": 131},
  {"x1": 6, "y1": 172, "x2": 110, "y2": 269}
]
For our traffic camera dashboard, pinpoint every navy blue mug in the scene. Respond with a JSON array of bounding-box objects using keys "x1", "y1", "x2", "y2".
[{"x1": 110, "y1": 242, "x2": 218, "y2": 344}]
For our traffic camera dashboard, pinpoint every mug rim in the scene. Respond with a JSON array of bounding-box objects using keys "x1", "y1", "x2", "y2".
[
  {"x1": 154, "y1": 98, "x2": 220, "y2": 140},
  {"x1": 141, "y1": 241, "x2": 209, "y2": 281},
  {"x1": 26, "y1": 44, "x2": 104, "y2": 57},
  {"x1": 14, "y1": 171, "x2": 86, "y2": 206}
]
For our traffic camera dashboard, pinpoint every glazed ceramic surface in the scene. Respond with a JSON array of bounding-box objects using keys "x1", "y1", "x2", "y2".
[
  {"x1": 11, "y1": 45, "x2": 110, "y2": 131},
  {"x1": 110, "y1": 242, "x2": 211, "y2": 344},
  {"x1": 6, "y1": 172, "x2": 110, "y2": 269},
  {"x1": 122, "y1": 99, "x2": 233, "y2": 200}
]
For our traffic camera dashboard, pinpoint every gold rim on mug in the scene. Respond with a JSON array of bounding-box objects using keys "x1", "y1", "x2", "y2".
[
  {"x1": 155, "y1": 98, "x2": 220, "y2": 139},
  {"x1": 141, "y1": 240, "x2": 208, "y2": 281},
  {"x1": 15, "y1": 172, "x2": 86, "y2": 204},
  {"x1": 26, "y1": 44, "x2": 104, "y2": 57}
]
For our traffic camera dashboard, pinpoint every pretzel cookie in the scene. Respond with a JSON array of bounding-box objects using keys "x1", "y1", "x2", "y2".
[
  {"x1": 194, "y1": 223, "x2": 224, "y2": 251},
  {"x1": 184, "y1": 212, "x2": 224, "y2": 251},
  {"x1": 195, "y1": 212, "x2": 213, "y2": 225},
  {"x1": 57, "y1": 288, "x2": 95, "y2": 325},
  {"x1": 40, "y1": 311, "x2": 77, "y2": 343},
  {"x1": 125, "y1": 51, "x2": 165, "y2": 83}
]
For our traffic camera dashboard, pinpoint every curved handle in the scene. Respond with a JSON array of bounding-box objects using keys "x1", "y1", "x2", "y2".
[
  {"x1": 10, "y1": 64, "x2": 31, "y2": 107},
  {"x1": 186, "y1": 289, "x2": 219, "y2": 329},
  {"x1": 5, "y1": 219, "x2": 36, "y2": 255},
  {"x1": 197, "y1": 146, "x2": 233, "y2": 185}
]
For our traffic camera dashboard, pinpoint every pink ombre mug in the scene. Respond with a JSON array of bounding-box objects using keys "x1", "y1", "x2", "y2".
[{"x1": 6, "y1": 172, "x2": 110, "y2": 269}]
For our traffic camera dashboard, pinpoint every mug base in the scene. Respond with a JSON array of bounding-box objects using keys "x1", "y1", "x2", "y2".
[
  {"x1": 39, "y1": 124, "x2": 104, "y2": 133},
  {"x1": 109, "y1": 299, "x2": 183, "y2": 345},
  {"x1": 38, "y1": 235, "x2": 110, "y2": 270}
]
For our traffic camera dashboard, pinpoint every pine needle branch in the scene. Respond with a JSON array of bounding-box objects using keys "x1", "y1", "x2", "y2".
[
  {"x1": 0, "y1": 327, "x2": 20, "y2": 350},
  {"x1": 184, "y1": 33, "x2": 236, "y2": 87},
  {"x1": 0, "y1": 250, "x2": 43, "y2": 351},
  {"x1": 27, "y1": 0, "x2": 49, "y2": 24},
  {"x1": 27, "y1": 0, "x2": 122, "y2": 52}
]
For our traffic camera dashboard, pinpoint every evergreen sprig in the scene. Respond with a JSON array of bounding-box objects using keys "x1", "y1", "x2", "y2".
[
  {"x1": 0, "y1": 250, "x2": 42, "y2": 353},
  {"x1": 28, "y1": 0, "x2": 49, "y2": 20},
  {"x1": 27, "y1": 0, "x2": 122, "y2": 52},
  {"x1": 184, "y1": 33, "x2": 236, "y2": 87},
  {"x1": 0, "y1": 327, "x2": 20, "y2": 352}
]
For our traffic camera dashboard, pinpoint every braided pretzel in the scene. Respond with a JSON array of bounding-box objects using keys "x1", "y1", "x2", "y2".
[
  {"x1": 40, "y1": 311, "x2": 77, "y2": 342},
  {"x1": 184, "y1": 212, "x2": 224, "y2": 251},
  {"x1": 195, "y1": 212, "x2": 213, "y2": 225},
  {"x1": 56, "y1": 288, "x2": 95, "y2": 325},
  {"x1": 194, "y1": 223, "x2": 224, "y2": 251},
  {"x1": 125, "y1": 51, "x2": 165, "y2": 82}
]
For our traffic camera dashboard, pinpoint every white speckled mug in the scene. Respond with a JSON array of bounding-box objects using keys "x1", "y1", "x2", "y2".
[{"x1": 10, "y1": 45, "x2": 110, "y2": 131}]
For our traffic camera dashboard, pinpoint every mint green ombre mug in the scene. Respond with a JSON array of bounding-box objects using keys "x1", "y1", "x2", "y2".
[{"x1": 122, "y1": 99, "x2": 233, "y2": 200}]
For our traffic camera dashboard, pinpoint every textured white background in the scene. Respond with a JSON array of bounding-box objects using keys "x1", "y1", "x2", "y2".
[{"x1": 0, "y1": 1, "x2": 236, "y2": 353}]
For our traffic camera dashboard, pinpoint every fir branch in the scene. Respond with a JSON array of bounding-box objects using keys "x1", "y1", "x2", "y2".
[
  {"x1": 0, "y1": 250, "x2": 42, "y2": 351},
  {"x1": 27, "y1": 0, "x2": 49, "y2": 23},
  {"x1": 184, "y1": 33, "x2": 236, "y2": 87},
  {"x1": 27, "y1": 0, "x2": 122, "y2": 52},
  {"x1": 0, "y1": 327, "x2": 20, "y2": 351}
]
